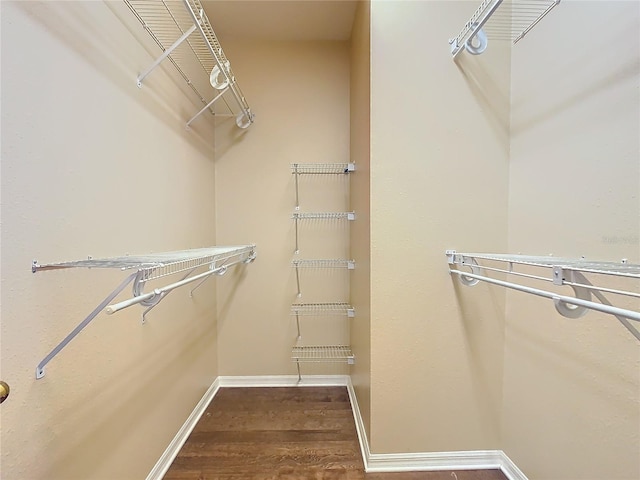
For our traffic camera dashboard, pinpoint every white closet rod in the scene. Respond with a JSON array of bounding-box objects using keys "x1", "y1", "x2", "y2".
[{"x1": 449, "y1": 269, "x2": 640, "y2": 323}]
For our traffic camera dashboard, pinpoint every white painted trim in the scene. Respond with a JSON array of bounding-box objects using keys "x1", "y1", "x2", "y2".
[
  {"x1": 499, "y1": 451, "x2": 529, "y2": 480},
  {"x1": 218, "y1": 374, "x2": 350, "y2": 387},
  {"x1": 365, "y1": 450, "x2": 503, "y2": 472},
  {"x1": 146, "y1": 376, "x2": 528, "y2": 480},
  {"x1": 345, "y1": 377, "x2": 372, "y2": 469},
  {"x1": 145, "y1": 377, "x2": 221, "y2": 480}
]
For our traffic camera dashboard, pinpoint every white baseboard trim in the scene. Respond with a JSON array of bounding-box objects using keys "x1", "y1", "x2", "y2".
[
  {"x1": 499, "y1": 451, "x2": 529, "y2": 480},
  {"x1": 147, "y1": 375, "x2": 527, "y2": 480},
  {"x1": 145, "y1": 377, "x2": 221, "y2": 480},
  {"x1": 218, "y1": 374, "x2": 350, "y2": 387}
]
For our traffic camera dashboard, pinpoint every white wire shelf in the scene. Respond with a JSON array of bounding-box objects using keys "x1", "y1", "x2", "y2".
[
  {"x1": 124, "y1": 0, "x2": 253, "y2": 128},
  {"x1": 446, "y1": 250, "x2": 640, "y2": 340},
  {"x1": 292, "y1": 212, "x2": 355, "y2": 254},
  {"x1": 292, "y1": 346, "x2": 355, "y2": 364},
  {"x1": 33, "y1": 244, "x2": 256, "y2": 378},
  {"x1": 292, "y1": 212, "x2": 356, "y2": 221},
  {"x1": 33, "y1": 245, "x2": 256, "y2": 281},
  {"x1": 292, "y1": 259, "x2": 355, "y2": 269},
  {"x1": 290, "y1": 163, "x2": 355, "y2": 175},
  {"x1": 449, "y1": 0, "x2": 561, "y2": 57},
  {"x1": 291, "y1": 303, "x2": 355, "y2": 317}
]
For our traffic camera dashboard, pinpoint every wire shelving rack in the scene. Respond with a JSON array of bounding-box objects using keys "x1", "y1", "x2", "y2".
[{"x1": 32, "y1": 245, "x2": 256, "y2": 378}]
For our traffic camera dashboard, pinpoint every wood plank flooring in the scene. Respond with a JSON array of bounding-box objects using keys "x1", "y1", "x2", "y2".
[{"x1": 163, "y1": 387, "x2": 507, "y2": 480}]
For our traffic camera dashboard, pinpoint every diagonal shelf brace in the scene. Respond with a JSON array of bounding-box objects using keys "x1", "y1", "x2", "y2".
[{"x1": 35, "y1": 272, "x2": 138, "y2": 379}]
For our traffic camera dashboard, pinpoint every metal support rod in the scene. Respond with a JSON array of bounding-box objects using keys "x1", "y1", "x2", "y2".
[
  {"x1": 294, "y1": 216, "x2": 300, "y2": 254},
  {"x1": 140, "y1": 268, "x2": 197, "y2": 323},
  {"x1": 578, "y1": 275, "x2": 640, "y2": 342},
  {"x1": 296, "y1": 313, "x2": 301, "y2": 339},
  {"x1": 106, "y1": 265, "x2": 227, "y2": 314},
  {"x1": 181, "y1": 0, "x2": 249, "y2": 118},
  {"x1": 452, "y1": 0, "x2": 504, "y2": 58},
  {"x1": 186, "y1": 86, "x2": 229, "y2": 127},
  {"x1": 450, "y1": 269, "x2": 640, "y2": 323},
  {"x1": 295, "y1": 264, "x2": 302, "y2": 297},
  {"x1": 296, "y1": 360, "x2": 302, "y2": 382},
  {"x1": 137, "y1": 23, "x2": 198, "y2": 87},
  {"x1": 294, "y1": 164, "x2": 300, "y2": 210},
  {"x1": 36, "y1": 272, "x2": 138, "y2": 379}
]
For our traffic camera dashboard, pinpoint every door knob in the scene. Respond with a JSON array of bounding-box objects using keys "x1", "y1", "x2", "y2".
[{"x1": 0, "y1": 381, "x2": 10, "y2": 404}]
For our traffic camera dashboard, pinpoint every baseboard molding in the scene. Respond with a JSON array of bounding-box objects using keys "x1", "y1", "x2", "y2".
[
  {"x1": 218, "y1": 374, "x2": 350, "y2": 387},
  {"x1": 147, "y1": 375, "x2": 527, "y2": 480},
  {"x1": 145, "y1": 377, "x2": 221, "y2": 480}
]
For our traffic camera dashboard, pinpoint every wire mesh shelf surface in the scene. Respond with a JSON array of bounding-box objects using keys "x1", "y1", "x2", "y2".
[
  {"x1": 291, "y1": 303, "x2": 355, "y2": 317},
  {"x1": 291, "y1": 345, "x2": 354, "y2": 363},
  {"x1": 123, "y1": 0, "x2": 252, "y2": 123},
  {"x1": 33, "y1": 245, "x2": 256, "y2": 281},
  {"x1": 292, "y1": 259, "x2": 355, "y2": 269},
  {"x1": 292, "y1": 212, "x2": 356, "y2": 220},
  {"x1": 450, "y1": 0, "x2": 561, "y2": 56},
  {"x1": 451, "y1": 253, "x2": 640, "y2": 279},
  {"x1": 290, "y1": 163, "x2": 355, "y2": 175}
]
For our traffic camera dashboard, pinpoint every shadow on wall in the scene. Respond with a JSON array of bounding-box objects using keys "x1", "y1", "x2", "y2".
[
  {"x1": 15, "y1": 1, "x2": 217, "y2": 157},
  {"x1": 455, "y1": 52, "x2": 511, "y2": 152},
  {"x1": 451, "y1": 278, "x2": 505, "y2": 445},
  {"x1": 40, "y1": 318, "x2": 218, "y2": 478},
  {"x1": 214, "y1": 115, "x2": 252, "y2": 161}
]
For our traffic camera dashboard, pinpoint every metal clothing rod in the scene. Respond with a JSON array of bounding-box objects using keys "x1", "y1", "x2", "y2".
[
  {"x1": 106, "y1": 264, "x2": 230, "y2": 315},
  {"x1": 36, "y1": 272, "x2": 138, "y2": 379},
  {"x1": 449, "y1": 269, "x2": 640, "y2": 323},
  {"x1": 137, "y1": 23, "x2": 198, "y2": 88},
  {"x1": 186, "y1": 86, "x2": 229, "y2": 128}
]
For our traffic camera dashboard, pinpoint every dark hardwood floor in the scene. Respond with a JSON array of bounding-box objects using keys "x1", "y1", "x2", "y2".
[{"x1": 163, "y1": 387, "x2": 507, "y2": 480}]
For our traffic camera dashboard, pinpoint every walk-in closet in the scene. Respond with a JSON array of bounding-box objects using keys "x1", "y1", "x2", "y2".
[{"x1": 1, "y1": 1, "x2": 638, "y2": 479}]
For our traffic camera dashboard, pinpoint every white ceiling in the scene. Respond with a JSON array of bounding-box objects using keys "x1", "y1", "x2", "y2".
[{"x1": 201, "y1": 1, "x2": 358, "y2": 41}]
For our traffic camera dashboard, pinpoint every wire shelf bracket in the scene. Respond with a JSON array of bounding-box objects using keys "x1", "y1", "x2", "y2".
[
  {"x1": 292, "y1": 212, "x2": 356, "y2": 254},
  {"x1": 292, "y1": 345, "x2": 355, "y2": 381},
  {"x1": 446, "y1": 250, "x2": 640, "y2": 340},
  {"x1": 32, "y1": 245, "x2": 257, "y2": 378},
  {"x1": 291, "y1": 163, "x2": 355, "y2": 210},
  {"x1": 291, "y1": 302, "x2": 355, "y2": 339},
  {"x1": 292, "y1": 259, "x2": 355, "y2": 297},
  {"x1": 124, "y1": 0, "x2": 254, "y2": 129},
  {"x1": 449, "y1": 0, "x2": 561, "y2": 58}
]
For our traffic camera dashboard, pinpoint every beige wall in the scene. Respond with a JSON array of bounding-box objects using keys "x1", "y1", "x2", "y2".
[
  {"x1": 369, "y1": 1, "x2": 510, "y2": 454},
  {"x1": 350, "y1": 0, "x2": 372, "y2": 446},
  {"x1": 503, "y1": 1, "x2": 640, "y2": 479},
  {"x1": 1, "y1": 2, "x2": 223, "y2": 478},
  {"x1": 214, "y1": 40, "x2": 352, "y2": 376}
]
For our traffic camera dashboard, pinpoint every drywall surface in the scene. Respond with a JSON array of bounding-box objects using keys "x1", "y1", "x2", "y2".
[
  {"x1": 503, "y1": 1, "x2": 640, "y2": 479},
  {"x1": 1, "y1": 2, "x2": 223, "y2": 478},
  {"x1": 214, "y1": 40, "x2": 351, "y2": 376},
  {"x1": 350, "y1": 0, "x2": 372, "y2": 446},
  {"x1": 369, "y1": 1, "x2": 510, "y2": 453}
]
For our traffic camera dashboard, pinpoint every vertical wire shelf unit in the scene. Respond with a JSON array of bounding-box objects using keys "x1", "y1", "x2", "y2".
[
  {"x1": 123, "y1": 0, "x2": 254, "y2": 129},
  {"x1": 292, "y1": 211, "x2": 356, "y2": 254},
  {"x1": 291, "y1": 302, "x2": 355, "y2": 338},
  {"x1": 289, "y1": 163, "x2": 356, "y2": 380},
  {"x1": 446, "y1": 251, "x2": 640, "y2": 341},
  {"x1": 291, "y1": 163, "x2": 355, "y2": 210},
  {"x1": 449, "y1": 0, "x2": 561, "y2": 58},
  {"x1": 32, "y1": 245, "x2": 257, "y2": 378},
  {"x1": 291, "y1": 259, "x2": 355, "y2": 298}
]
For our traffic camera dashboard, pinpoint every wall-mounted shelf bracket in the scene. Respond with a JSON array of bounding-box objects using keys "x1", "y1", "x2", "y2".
[
  {"x1": 124, "y1": 0, "x2": 254, "y2": 129},
  {"x1": 446, "y1": 250, "x2": 640, "y2": 340},
  {"x1": 291, "y1": 163, "x2": 355, "y2": 210},
  {"x1": 449, "y1": 0, "x2": 561, "y2": 58},
  {"x1": 292, "y1": 259, "x2": 355, "y2": 297},
  {"x1": 32, "y1": 245, "x2": 256, "y2": 378}
]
